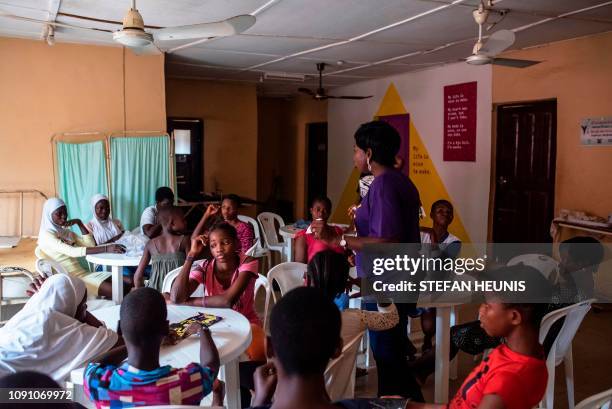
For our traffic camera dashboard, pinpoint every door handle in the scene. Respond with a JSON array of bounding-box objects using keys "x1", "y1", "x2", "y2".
[{"x1": 498, "y1": 176, "x2": 508, "y2": 186}]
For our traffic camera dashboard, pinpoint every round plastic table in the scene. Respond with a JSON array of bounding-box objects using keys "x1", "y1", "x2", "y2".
[
  {"x1": 70, "y1": 304, "x2": 252, "y2": 409},
  {"x1": 85, "y1": 253, "x2": 143, "y2": 304}
]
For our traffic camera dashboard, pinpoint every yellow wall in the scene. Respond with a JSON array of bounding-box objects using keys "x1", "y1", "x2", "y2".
[
  {"x1": 165, "y1": 79, "x2": 258, "y2": 211},
  {"x1": 257, "y1": 95, "x2": 327, "y2": 220},
  {"x1": 493, "y1": 31, "x2": 612, "y2": 219},
  {"x1": 0, "y1": 37, "x2": 166, "y2": 236}
]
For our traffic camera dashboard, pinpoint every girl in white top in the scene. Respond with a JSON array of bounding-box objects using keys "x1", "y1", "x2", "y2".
[
  {"x1": 35, "y1": 198, "x2": 125, "y2": 297},
  {"x1": 87, "y1": 194, "x2": 125, "y2": 245},
  {"x1": 0, "y1": 274, "x2": 119, "y2": 381}
]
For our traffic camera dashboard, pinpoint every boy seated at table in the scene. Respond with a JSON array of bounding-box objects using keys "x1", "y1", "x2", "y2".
[
  {"x1": 407, "y1": 268, "x2": 549, "y2": 409},
  {"x1": 84, "y1": 288, "x2": 222, "y2": 408},
  {"x1": 249, "y1": 287, "x2": 410, "y2": 409}
]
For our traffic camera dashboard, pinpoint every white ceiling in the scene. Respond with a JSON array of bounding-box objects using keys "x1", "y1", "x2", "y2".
[{"x1": 2, "y1": 0, "x2": 612, "y2": 96}]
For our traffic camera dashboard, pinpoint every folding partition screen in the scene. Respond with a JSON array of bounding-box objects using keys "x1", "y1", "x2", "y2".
[
  {"x1": 54, "y1": 132, "x2": 172, "y2": 232},
  {"x1": 110, "y1": 135, "x2": 171, "y2": 230},
  {"x1": 56, "y1": 140, "x2": 109, "y2": 224}
]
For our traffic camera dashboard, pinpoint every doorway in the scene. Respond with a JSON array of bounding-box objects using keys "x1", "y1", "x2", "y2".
[
  {"x1": 492, "y1": 100, "x2": 557, "y2": 243},
  {"x1": 167, "y1": 118, "x2": 204, "y2": 201},
  {"x1": 306, "y1": 122, "x2": 328, "y2": 217}
]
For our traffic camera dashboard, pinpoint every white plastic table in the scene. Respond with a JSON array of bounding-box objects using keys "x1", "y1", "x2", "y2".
[
  {"x1": 70, "y1": 305, "x2": 252, "y2": 409},
  {"x1": 278, "y1": 225, "x2": 303, "y2": 262},
  {"x1": 85, "y1": 253, "x2": 143, "y2": 304},
  {"x1": 417, "y1": 301, "x2": 461, "y2": 404}
]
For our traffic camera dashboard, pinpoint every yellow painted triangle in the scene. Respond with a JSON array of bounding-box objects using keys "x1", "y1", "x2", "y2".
[{"x1": 331, "y1": 82, "x2": 474, "y2": 253}]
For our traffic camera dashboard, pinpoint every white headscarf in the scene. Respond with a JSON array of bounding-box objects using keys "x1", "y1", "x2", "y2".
[
  {"x1": 0, "y1": 275, "x2": 118, "y2": 381},
  {"x1": 88, "y1": 194, "x2": 120, "y2": 244},
  {"x1": 38, "y1": 197, "x2": 74, "y2": 244}
]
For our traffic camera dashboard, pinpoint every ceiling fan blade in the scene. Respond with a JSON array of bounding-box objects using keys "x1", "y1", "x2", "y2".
[
  {"x1": 298, "y1": 87, "x2": 315, "y2": 96},
  {"x1": 480, "y1": 29, "x2": 515, "y2": 56},
  {"x1": 155, "y1": 14, "x2": 255, "y2": 41},
  {"x1": 0, "y1": 11, "x2": 112, "y2": 33},
  {"x1": 130, "y1": 42, "x2": 162, "y2": 56},
  {"x1": 327, "y1": 95, "x2": 373, "y2": 100},
  {"x1": 492, "y1": 57, "x2": 541, "y2": 68}
]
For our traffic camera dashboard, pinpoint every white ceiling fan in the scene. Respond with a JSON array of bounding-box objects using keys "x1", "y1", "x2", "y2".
[
  {"x1": 466, "y1": 1, "x2": 541, "y2": 68},
  {"x1": 0, "y1": 0, "x2": 256, "y2": 55}
]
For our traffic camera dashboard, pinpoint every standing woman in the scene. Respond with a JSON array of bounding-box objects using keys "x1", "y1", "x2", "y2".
[
  {"x1": 36, "y1": 198, "x2": 125, "y2": 298},
  {"x1": 336, "y1": 121, "x2": 423, "y2": 400},
  {"x1": 87, "y1": 194, "x2": 125, "y2": 245}
]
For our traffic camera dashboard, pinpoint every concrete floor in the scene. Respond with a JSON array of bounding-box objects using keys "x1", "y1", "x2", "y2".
[{"x1": 2, "y1": 239, "x2": 611, "y2": 408}]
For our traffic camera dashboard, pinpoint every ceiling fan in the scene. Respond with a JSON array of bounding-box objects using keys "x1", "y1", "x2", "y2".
[
  {"x1": 465, "y1": 1, "x2": 541, "y2": 68},
  {"x1": 298, "y1": 63, "x2": 372, "y2": 100},
  {"x1": 0, "y1": 0, "x2": 255, "y2": 55}
]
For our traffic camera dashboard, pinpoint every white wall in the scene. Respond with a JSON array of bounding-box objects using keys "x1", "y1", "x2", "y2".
[{"x1": 327, "y1": 62, "x2": 492, "y2": 243}]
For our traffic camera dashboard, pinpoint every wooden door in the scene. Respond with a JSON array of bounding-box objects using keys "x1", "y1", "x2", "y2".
[{"x1": 493, "y1": 100, "x2": 557, "y2": 243}]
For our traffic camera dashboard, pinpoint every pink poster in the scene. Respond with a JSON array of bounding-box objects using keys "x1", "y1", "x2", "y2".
[
  {"x1": 444, "y1": 81, "x2": 477, "y2": 161},
  {"x1": 380, "y1": 113, "x2": 410, "y2": 176}
]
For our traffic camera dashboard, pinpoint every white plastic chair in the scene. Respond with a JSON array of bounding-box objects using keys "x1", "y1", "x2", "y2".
[
  {"x1": 538, "y1": 298, "x2": 596, "y2": 409},
  {"x1": 507, "y1": 254, "x2": 559, "y2": 280},
  {"x1": 35, "y1": 258, "x2": 114, "y2": 310},
  {"x1": 265, "y1": 262, "x2": 306, "y2": 320},
  {"x1": 238, "y1": 215, "x2": 272, "y2": 265},
  {"x1": 36, "y1": 258, "x2": 68, "y2": 277},
  {"x1": 575, "y1": 388, "x2": 612, "y2": 409},
  {"x1": 254, "y1": 273, "x2": 271, "y2": 330},
  {"x1": 257, "y1": 212, "x2": 288, "y2": 263},
  {"x1": 325, "y1": 331, "x2": 365, "y2": 401},
  {"x1": 161, "y1": 266, "x2": 204, "y2": 297}
]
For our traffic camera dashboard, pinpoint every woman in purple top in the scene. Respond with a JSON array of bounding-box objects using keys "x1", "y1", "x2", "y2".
[{"x1": 340, "y1": 120, "x2": 423, "y2": 401}]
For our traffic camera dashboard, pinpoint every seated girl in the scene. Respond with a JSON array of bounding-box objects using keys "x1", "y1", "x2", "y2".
[
  {"x1": 192, "y1": 195, "x2": 255, "y2": 253},
  {"x1": 0, "y1": 274, "x2": 120, "y2": 381},
  {"x1": 295, "y1": 196, "x2": 346, "y2": 264},
  {"x1": 419, "y1": 199, "x2": 462, "y2": 352},
  {"x1": 134, "y1": 206, "x2": 190, "y2": 292},
  {"x1": 87, "y1": 194, "x2": 125, "y2": 245},
  {"x1": 35, "y1": 198, "x2": 127, "y2": 298},
  {"x1": 170, "y1": 222, "x2": 265, "y2": 361}
]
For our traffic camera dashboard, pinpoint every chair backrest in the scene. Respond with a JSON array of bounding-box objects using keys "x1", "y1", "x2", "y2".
[
  {"x1": 254, "y1": 273, "x2": 270, "y2": 299},
  {"x1": 244, "y1": 238, "x2": 259, "y2": 257},
  {"x1": 36, "y1": 258, "x2": 68, "y2": 277},
  {"x1": 325, "y1": 332, "x2": 365, "y2": 401},
  {"x1": 161, "y1": 266, "x2": 204, "y2": 297},
  {"x1": 539, "y1": 298, "x2": 595, "y2": 366},
  {"x1": 266, "y1": 262, "x2": 306, "y2": 302},
  {"x1": 238, "y1": 214, "x2": 262, "y2": 248},
  {"x1": 507, "y1": 254, "x2": 559, "y2": 280},
  {"x1": 257, "y1": 212, "x2": 285, "y2": 247},
  {"x1": 576, "y1": 388, "x2": 612, "y2": 409}
]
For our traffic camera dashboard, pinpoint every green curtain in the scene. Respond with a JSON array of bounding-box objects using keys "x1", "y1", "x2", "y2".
[
  {"x1": 57, "y1": 141, "x2": 108, "y2": 224},
  {"x1": 110, "y1": 136, "x2": 170, "y2": 230}
]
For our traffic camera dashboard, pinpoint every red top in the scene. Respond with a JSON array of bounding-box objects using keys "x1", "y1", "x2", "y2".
[
  {"x1": 189, "y1": 254, "x2": 260, "y2": 326},
  {"x1": 449, "y1": 344, "x2": 547, "y2": 409},
  {"x1": 295, "y1": 225, "x2": 345, "y2": 263}
]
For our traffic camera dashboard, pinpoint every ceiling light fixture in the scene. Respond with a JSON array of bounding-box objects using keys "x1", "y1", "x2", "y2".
[{"x1": 263, "y1": 72, "x2": 306, "y2": 81}]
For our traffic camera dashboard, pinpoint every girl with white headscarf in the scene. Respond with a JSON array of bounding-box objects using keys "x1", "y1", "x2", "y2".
[
  {"x1": 36, "y1": 198, "x2": 125, "y2": 297},
  {"x1": 87, "y1": 194, "x2": 125, "y2": 245},
  {"x1": 0, "y1": 274, "x2": 119, "y2": 381}
]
